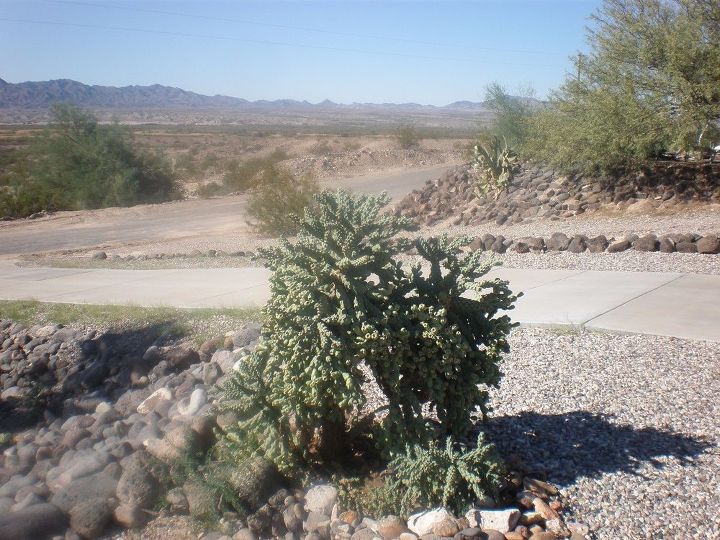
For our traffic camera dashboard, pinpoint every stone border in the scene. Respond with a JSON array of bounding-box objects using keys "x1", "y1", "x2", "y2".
[{"x1": 468, "y1": 233, "x2": 720, "y2": 255}]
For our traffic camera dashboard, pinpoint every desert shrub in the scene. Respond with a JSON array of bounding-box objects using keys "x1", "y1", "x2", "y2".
[
  {"x1": 217, "y1": 190, "x2": 518, "y2": 474},
  {"x1": 222, "y1": 149, "x2": 290, "y2": 193},
  {"x1": 525, "y1": 0, "x2": 720, "y2": 174},
  {"x1": 0, "y1": 104, "x2": 180, "y2": 217},
  {"x1": 245, "y1": 166, "x2": 319, "y2": 235},
  {"x1": 484, "y1": 82, "x2": 536, "y2": 151},
  {"x1": 471, "y1": 135, "x2": 518, "y2": 198},
  {"x1": 196, "y1": 182, "x2": 225, "y2": 198},
  {"x1": 396, "y1": 124, "x2": 421, "y2": 149}
]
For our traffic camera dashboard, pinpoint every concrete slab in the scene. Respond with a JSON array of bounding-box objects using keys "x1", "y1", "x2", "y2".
[
  {"x1": 505, "y1": 270, "x2": 683, "y2": 326},
  {"x1": 1, "y1": 263, "x2": 718, "y2": 341},
  {"x1": 586, "y1": 273, "x2": 720, "y2": 342},
  {"x1": 488, "y1": 267, "x2": 582, "y2": 292}
]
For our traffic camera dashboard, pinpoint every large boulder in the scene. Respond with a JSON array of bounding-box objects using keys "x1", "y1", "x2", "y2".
[
  {"x1": 696, "y1": 235, "x2": 720, "y2": 254},
  {"x1": 407, "y1": 508, "x2": 454, "y2": 536},
  {"x1": 69, "y1": 498, "x2": 115, "y2": 538},
  {"x1": 0, "y1": 503, "x2": 68, "y2": 540},
  {"x1": 633, "y1": 234, "x2": 659, "y2": 252},
  {"x1": 116, "y1": 452, "x2": 158, "y2": 508},
  {"x1": 50, "y1": 473, "x2": 118, "y2": 513}
]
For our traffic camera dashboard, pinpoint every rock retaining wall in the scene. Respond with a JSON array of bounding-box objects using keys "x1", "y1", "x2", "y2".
[{"x1": 396, "y1": 162, "x2": 720, "y2": 227}]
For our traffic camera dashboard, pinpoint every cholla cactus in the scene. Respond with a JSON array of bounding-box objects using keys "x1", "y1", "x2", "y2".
[
  {"x1": 217, "y1": 190, "x2": 518, "y2": 473},
  {"x1": 471, "y1": 136, "x2": 518, "y2": 198},
  {"x1": 389, "y1": 433, "x2": 506, "y2": 515}
]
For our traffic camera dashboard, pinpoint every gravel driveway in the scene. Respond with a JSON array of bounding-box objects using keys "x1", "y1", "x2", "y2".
[{"x1": 485, "y1": 328, "x2": 720, "y2": 539}]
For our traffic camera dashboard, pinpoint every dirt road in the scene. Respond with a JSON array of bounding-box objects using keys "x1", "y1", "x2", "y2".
[{"x1": 0, "y1": 164, "x2": 453, "y2": 257}]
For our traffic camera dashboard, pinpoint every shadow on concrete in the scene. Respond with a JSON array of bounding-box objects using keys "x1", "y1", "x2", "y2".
[{"x1": 483, "y1": 410, "x2": 711, "y2": 484}]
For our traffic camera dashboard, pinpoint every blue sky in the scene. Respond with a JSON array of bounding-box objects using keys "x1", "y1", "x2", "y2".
[{"x1": 1, "y1": 0, "x2": 601, "y2": 105}]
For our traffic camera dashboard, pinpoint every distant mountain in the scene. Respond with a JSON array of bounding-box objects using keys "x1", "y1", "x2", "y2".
[
  {"x1": 0, "y1": 78, "x2": 503, "y2": 112},
  {"x1": 0, "y1": 78, "x2": 249, "y2": 109}
]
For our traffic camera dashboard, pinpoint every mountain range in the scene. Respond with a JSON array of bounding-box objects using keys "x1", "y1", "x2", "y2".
[{"x1": 0, "y1": 78, "x2": 520, "y2": 112}]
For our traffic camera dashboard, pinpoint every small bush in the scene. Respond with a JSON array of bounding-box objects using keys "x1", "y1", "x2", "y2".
[
  {"x1": 396, "y1": 124, "x2": 421, "y2": 149},
  {"x1": 196, "y1": 182, "x2": 225, "y2": 198},
  {"x1": 245, "y1": 166, "x2": 319, "y2": 235}
]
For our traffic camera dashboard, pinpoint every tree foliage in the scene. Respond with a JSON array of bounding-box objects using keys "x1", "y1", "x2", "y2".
[
  {"x1": 526, "y1": 0, "x2": 720, "y2": 174},
  {"x1": 0, "y1": 104, "x2": 179, "y2": 217},
  {"x1": 245, "y1": 165, "x2": 319, "y2": 235},
  {"x1": 217, "y1": 190, "x2": 518, "y2": 474}
]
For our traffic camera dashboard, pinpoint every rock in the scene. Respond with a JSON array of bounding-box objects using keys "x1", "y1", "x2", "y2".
[
  {"x1": 545, "y1": 518, "x2": 571, "y2": 537},
  {"x1": 232, "y1": 324, "x2": 262, "y2": 348},
  {"x1": 69, "y1": 498, "x2": 115, "y2": 538},
  {"x1": 528, "y1": 533, "x2": 556, "y2": 540},
  {"x1": 198, "y1": 337, "x2": 223, "y2": 362},
  {"x1": 532, "y1": 498, "x2": 560, "y2": 521},
  {"x1": 0, "y1": 502, "x2": 68, "y2": 540},
  {"x1": 483, "y1": 531, "x2": 505, "y2": 540},
  {"x1": 607, "y1": 239, "x2": 631, "y2": 253},
  {"x1": 50, "y1": 473, "x2": 118, "y2": 513},
  {"x1": 92, "y1": 251, "x2": 107, "y2": 260},
  {"x1": 48, "y1": 451, "x2": 112, "y2": 491},
  {"x1": 376, "y1": 515, "x2": 409, "y2": 539},
  {"x1": 177, "y1": 387, "x2": 207, "y2": 417},
  {"x1": 546, "y1": 232, "x2": 570, "y2": 251},
  {"x1": 453, "y1": 527, "x2": 485, "y2": 539},
  {"x1": 351, "y1": 528, "x2": 381, "y2": 540},
  {"x1": 522, "y1": 477, "x2": 558, "y2": 497},
  {"x1": 184, "y1": 478, "x2": 217, "y2": 517},
  {"x1": 399, "y1": 533, "x2": 418, "y2": 540},
  {"x1": 136, "y1": 388, "x2": 172, "y2": 415},
  {"x1": 633, "y1": 234, "x2": 658, "y2": 252},
  {"x1": 465, "y1": 508, "x2": 519, "y2": 533},
  {"x1": 658, "y1": 236, "x2": 676, "y2": 253},
  {"x1": 431, "y1": 517, "x2": 459, "y2": 537},
  {"x1": 166, "y1": 487, "x2": 188, "y2": 513},
  {"x1": 202, "y1": 362, "x2": 223, "y2": 385},
  {"x1": 211, "y1": 350, "x2": 237, "y2": 375},
  {"x1": 143, "y1": 438, "x2": 180, "y2": 461},
  {"x1": 114, "y1": 503, "x2": 146, "y2": 528},
  {"x1": 304, "y1": 484, "x2": 338, "y2": 516},
  {"x1": 304, "y1": 510, "x2": 330, "y2": 534},
  {"x1": 567, "y1": 235, "x2": 586, "y2": 253},
  {"x1": 408, "y1": 508, "x2": 454, "y2": 536},
  {"x1": 586, "y1": 235, "x2": 608, "y2": 253},
  {"x1": 490, "y1": 237, "x2": 507, "y2": 254},
  {"x1": 164, "y1": 347, "x2": 200, "y2": 371},
  {"x1": 696, "y1": 235, "x2": 720, "y2": 254},
  {"x1": 233, "y1": 529, "x2": 258, "y2": 540},
  {"x1": 468, "y1": 237, "x2": 485, "y2": 251},
  {"x1": 676, "y1": 241, "x2": 697, "y2": 253},
  {"x1": 116, "y1": 452, "x2": 158, "y2": 508}
]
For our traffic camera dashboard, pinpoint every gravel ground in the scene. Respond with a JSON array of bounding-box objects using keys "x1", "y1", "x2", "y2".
[
  {"x1": 490, "y1": 251, "x2": 720, "y2": 274},
  {"x1": 485, "y1": 327, "x2": 720, "y2": 540}
]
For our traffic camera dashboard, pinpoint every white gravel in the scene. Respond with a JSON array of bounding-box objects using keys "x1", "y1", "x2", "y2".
[
  {"x1": 492, "y1": 251, "x2": 720, "y2": 274},
  {"x1": 485, "y1": 327, "x2": 720, "y2": 540}
]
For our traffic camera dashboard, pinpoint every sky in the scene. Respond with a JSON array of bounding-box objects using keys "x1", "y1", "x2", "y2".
[{"x1": 0, "y1": 0, "x2": 601, "y2": 105}]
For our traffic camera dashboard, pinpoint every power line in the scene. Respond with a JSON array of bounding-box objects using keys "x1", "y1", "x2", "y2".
[
  {"x1": 0, "y1": 17, "x2": 564, "y2": 68},
  {"x1": 47, "y1": 0, "x2": 565, "y2": 57}
]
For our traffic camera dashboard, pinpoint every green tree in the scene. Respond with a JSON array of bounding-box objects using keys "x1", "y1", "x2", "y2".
[
  {"x1": 484, "y1": 82, "x2": 535, "y2": 150},
  {"x1": 23, "y1": 104, "x2": 179, "y2": 213},
  {"x1": 527, "y1": 0, "x2": 720, "y2": 174}
]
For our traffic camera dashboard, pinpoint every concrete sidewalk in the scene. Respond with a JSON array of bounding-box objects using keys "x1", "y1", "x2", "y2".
[{"x1": 0, "y1": 264, "x2": 718, "y2": 342}]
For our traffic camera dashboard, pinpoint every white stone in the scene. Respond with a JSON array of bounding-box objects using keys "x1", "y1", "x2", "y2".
[
  {"x1": 95, "y1": 402, "x2": 112, "y2": 415},
  {"x1": 137, "y1": 388, "x2": 173, "y2": 415},
  {"x1": 407, "y1": 508, "x2": 454, "y2": 536},
  {"x1": 304, "y1": 484, "x2": 338, "y2": 516},
  {"x1": 465, "y1": 508, "x2": 520, "y2": 533},
  {"x1": 177, "y1": 388, "x2": 207, "y2": 417}
]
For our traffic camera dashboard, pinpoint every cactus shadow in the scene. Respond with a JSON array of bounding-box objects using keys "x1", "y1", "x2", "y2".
[{"x1": 482, "y1": 410, "x2": 712, "y2": 484}]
